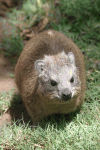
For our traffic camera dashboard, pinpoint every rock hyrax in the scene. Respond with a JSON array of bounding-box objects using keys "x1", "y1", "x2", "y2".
[{"x1": 15, "y1": 30, "x2": 86, "y2": 125}]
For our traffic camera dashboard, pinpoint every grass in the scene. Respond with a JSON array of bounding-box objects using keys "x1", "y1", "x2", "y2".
[
  {"x1": 2, "y1": 33, "x2": 24, "y2": 65},
  {"x1": 0, "y1": 96, "x2": 100, "y2": 149},
  {"x1": 0, "y1": 117, "x2": 100, "y2": 149},
  {"x1": 0, "y1": 90, "x2": 14, "y2": 114},
  {"x1": 0, "y1": 0, "x2": 100, "y2": 149}
]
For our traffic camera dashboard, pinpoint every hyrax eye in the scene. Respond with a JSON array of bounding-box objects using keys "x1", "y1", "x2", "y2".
[
  {"x1": 70, "y1": 77, "x2": 74, "y2": 83},
  {"x1": 50, "y1": 80, "x2": 57, "y2": 86}
]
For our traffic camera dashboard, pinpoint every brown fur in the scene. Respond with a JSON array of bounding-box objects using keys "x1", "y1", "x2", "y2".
[{"x1": 15, "y1": 30, "x2": 86, "y2": 125}]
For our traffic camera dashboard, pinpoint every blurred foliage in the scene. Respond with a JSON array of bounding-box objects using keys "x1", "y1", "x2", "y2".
[
  {"x1": 57, "y1": 0, "x2": 100, "y2": 46},
  {"x1": 1, "y1": 0, "x2": 100, "y2": 63},
  {"x1": 8, "y1": 0, "x2": 47, "y2": 28},
  {"x1": 3, "y1": 34, "x2": 24, "y2": 57}
]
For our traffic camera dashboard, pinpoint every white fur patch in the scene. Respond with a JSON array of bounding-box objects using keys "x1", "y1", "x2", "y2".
[
  {"x1": 43, "y1": 51, "x2": 68, "y2": 64},
  {"x1": 47, "y1": 30, "x2": 54, "y2": 36},
  {"x1": 44, "y1": 55, "x2": 54, "y2": 64}
]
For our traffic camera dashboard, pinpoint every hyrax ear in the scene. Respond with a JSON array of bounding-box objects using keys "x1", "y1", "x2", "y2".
[
  {"x1": 35, "y1": 60, "x2": 45, "y2": 74},
  {"x1": 68, "y1": 52, "x2": 75, "y2": 65}
]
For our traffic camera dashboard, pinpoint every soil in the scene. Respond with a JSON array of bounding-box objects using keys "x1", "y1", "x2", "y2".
[
  {"x1": 0, "y1": 54, "x2": 33, "y2": 127},
  {"x1": 0, "y1": 54, "x2": 16, "y2": 92}
]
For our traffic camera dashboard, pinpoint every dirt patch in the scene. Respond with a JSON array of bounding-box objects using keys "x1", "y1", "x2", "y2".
[
  {"x1": 0, "y1": 54, "x2": 16, "y2": 92},
  {"x1": 0, "y1": 54, "x2": 16, "y2": 127},
  {"x1": 0, "y1": 16, "x2": 33, "y2": 127},
  {"x1": 0, "y1": 54, "x2": 33, "y2": 127}
]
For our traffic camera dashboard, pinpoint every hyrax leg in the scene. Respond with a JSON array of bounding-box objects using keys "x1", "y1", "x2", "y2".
[{"x1": 23, "y1": 96, "x2": 46, "y2": 125}]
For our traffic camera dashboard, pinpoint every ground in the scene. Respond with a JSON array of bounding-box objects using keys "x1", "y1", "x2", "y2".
[
  {"x1": 0, "y1": 54, "x2": 33, "y2": 127},
  {"x1": 0, "y1": 0, "x2": 32, "y2": 128},
  {"x1": 0, "y1": 54, "x2": 15, "y2": 126},
  {"x1": 0, "y1": 54, "x2": 15, "y2": 92},
  {"x1": 0, "y1": 14, "x2": 37, "y2": 127}
]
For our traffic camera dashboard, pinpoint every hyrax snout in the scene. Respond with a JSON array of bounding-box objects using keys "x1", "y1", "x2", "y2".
[{"x1": 15, "y1": 30, "x2": 86, "y2": 125}]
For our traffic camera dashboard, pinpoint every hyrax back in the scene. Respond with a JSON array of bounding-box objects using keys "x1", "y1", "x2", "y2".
[{"x1": 15, "y1": 30, "x2": 86, "y2": 125}]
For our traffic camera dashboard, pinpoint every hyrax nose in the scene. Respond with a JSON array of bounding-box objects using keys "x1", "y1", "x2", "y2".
[{"x1": 61, "y1": 88, "x2": 72, "y2": 101}]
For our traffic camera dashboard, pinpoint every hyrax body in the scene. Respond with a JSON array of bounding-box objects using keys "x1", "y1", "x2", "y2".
[{"x1": 15, "y1": 30, "x2": 86, "y2": 125}]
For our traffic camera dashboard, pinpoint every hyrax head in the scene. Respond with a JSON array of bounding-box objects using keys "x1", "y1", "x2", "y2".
[{"x1": 35, "y1": 51, "x2": 81, "y2": 102}]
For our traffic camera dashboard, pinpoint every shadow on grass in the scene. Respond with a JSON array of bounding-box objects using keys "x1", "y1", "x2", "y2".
[
  {"x1": 1, "y1": 92, "x2": 80, "y2": 130},
  {"x1": 8, "y1": 93, "x2": 33, "y2": 126},
  {"x1": 40, "y1": 110, "x2": 80, "y2": 130}
]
